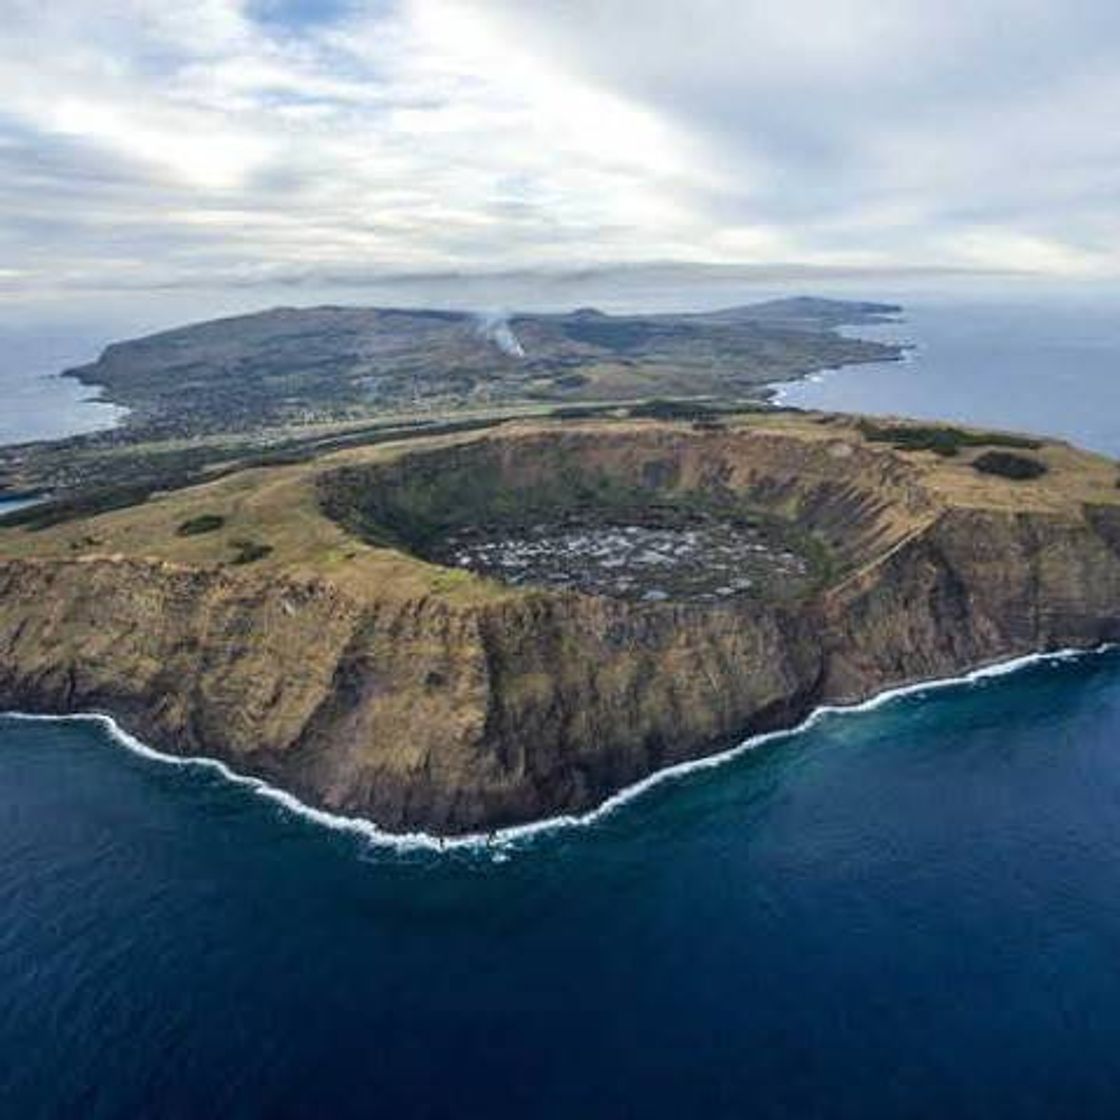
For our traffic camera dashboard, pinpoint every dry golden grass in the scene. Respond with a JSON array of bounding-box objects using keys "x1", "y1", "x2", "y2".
[{"x1": 2, "y1": 412, "x2": 1115, "y2": 608}]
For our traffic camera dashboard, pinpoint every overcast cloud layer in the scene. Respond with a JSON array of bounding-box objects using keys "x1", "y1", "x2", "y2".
[{"x1": 4, "y1": 0, "x2": 1120, "y2": 306}]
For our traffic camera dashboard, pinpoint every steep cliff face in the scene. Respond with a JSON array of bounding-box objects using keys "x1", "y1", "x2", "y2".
[
  {"x1": 0, "y1": 556, "x2": 823, "y2": 831},
  {"x1": 1, "y1": 415, "x2": 1118, "y2": 835},
  {"x1": 822, "y1": 505, "x2": 1120, "y2": 698}
]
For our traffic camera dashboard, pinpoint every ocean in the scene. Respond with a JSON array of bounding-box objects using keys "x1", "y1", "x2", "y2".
[
  {"x1": 4, "y1": 295, "x2": 1120, "y2": 1118},
  {"x1": 0, "y1": 324, "x2": 124, "y2": 445},
  {"x1": 774, "y1": 296, "x2": 1120, "y2": 457}
]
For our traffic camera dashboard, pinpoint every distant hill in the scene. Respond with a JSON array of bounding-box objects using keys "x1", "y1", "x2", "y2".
[{"x1": 63, "y1": 297, "x2": 901, "y2": 437}]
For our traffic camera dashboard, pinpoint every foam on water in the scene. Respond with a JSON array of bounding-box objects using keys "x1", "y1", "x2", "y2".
[
  {"x1": 770, "y1": 341, "x2": 920, "y2": 406},
  {"x1": 2, "y1": 645, "x2": 1106, "y2": 857}
]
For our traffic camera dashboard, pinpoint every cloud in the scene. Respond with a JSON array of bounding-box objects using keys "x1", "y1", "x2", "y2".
[{"x1": 2, "y1": 0, "x2": 1120, "y2": 307}]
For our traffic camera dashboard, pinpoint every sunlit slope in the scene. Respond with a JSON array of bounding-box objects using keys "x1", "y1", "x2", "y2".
[{"x1": 1, "y1": 412, "x2": 1118, "y2": 835}]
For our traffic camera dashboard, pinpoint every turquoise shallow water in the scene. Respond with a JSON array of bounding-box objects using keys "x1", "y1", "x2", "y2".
[{"x1": 4, "y1": 296, "x2": 1120, "y2": 1117}]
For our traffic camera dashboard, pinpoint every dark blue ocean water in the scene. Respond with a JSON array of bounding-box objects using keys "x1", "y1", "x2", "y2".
[
  {"x1": 4, "y1": 296, "x2": 1120, "y2": 1118},
  {"x1": 776, "y1": 297, "x2": 1120, "y2": 457}
]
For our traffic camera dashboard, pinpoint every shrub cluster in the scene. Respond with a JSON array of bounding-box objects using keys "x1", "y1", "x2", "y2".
[
  {"x1": 971, "y1": 451, "x2": 1048, "y2": 480},
  {"x1": 858, "y1": 420, "x2": 1042, "y2": 458},
  {"x1": 176, "y1": 513, "x2": 225, "y2": 536},
  {"x1": 229, "y1": 539, "x2": 273, "y2": 564},
  {"x1": 628, "y1": 399, "x2": 720, "y2": 421}
]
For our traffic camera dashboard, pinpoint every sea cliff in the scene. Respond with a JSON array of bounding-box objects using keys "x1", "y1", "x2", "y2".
[{"x1": 2, "y1": 414, "x2": 1118, "y2": 835}]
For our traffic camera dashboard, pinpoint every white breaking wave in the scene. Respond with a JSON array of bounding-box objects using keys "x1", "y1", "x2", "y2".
[
  {"x1": 769, "y1": 364, "x2": 843, "y2": 406},
  {"x1": 770, "y1": 341, "x2": 920, "y2": 407},
  {"x1": 1, "y1": 645, "x2": 1110, "y2": 856}
]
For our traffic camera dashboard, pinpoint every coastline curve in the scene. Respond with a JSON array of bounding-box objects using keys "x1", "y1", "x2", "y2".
[{"x1": 2, "y1": 645, "x2": 1109, "y2": 857}]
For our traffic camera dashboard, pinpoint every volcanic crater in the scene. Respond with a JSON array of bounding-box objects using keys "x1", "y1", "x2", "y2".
[
  {"x1": 4, "y1": 414, "x2": 1120, "y2": 835},
  {"x1": 316, "y1": 427, "x2": 841, "y2": 606}
]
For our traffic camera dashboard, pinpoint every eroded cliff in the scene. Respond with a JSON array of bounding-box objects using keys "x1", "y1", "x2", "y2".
[{"x1": 1, "y1": 414, "x2": 1118, "y2": 834}]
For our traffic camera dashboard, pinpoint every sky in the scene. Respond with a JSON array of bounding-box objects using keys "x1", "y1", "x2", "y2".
[{"x1": 4, "y1": 0, "x2": 1120, "y2": 316}]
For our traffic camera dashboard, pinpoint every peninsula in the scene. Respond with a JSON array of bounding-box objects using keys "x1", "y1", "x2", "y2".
[
  {"x1": 2, "y1": 408, "x2": 1119, "y2": 836},
  {"x1": 59, "y1": 296, "x2": 901, "y2": 438},
  {"x1": 0, "y1": 296, "x2": 900, "y2": 512}
]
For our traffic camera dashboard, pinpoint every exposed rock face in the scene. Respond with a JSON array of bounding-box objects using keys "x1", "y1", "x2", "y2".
[{"x1": 1, "y1": 417, "x2": 1119, "y2": 835}]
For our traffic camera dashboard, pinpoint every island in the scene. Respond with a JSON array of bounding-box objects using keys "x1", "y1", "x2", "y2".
[{"x1": 2, "y1": 407, "x2": 1119, "y2": 837}]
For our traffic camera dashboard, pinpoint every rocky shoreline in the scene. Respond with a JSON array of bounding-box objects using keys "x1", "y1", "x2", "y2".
[{"x1": 2, "y1": 414, "x2": 1119, "y2": 836}]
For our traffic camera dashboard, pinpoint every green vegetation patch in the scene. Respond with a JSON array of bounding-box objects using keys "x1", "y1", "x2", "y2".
[
  {"x1": 176, "y1": 513, "x2": 225, "y2": 536},
  {"x1": 318, "y1": 441, "x2": 836, "y2": 601},
  {"x1": 319, "y1": 446, "x2": 643, "y2": 553},
  {"x1": 229, "y1": 539, "x2": 273, "y2": 565},
  {"x1": 627, "y1": 398, "x2": 782, "y2": 422},
  {"x1": 551, "y1": 372, "x2": 590, "y2": 390},
  {"x1": 548, "y1": 404, "x2": 622, "y2": 421},
  {"x1": 858, "y1": 420, "x2": 1043, "y2": 458},
  {"x1": 628, "y1": 399, "x2": 722, "y2": 421},
  {"x1": 971, "y1": 451, "x2": 1048, "y2": 480}
]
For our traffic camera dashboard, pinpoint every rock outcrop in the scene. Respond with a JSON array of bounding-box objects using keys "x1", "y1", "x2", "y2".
[{"x1": 2, "y1": 415, "x2": 1118, "y2": 835}]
